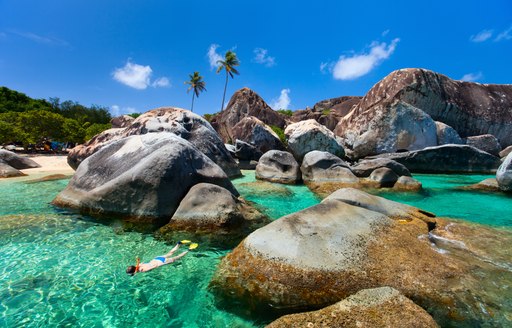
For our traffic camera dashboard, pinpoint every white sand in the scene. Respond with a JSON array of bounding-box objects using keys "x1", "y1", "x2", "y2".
[{"x1": 20, "y1": 155, "x2": 75, "y2": 176}]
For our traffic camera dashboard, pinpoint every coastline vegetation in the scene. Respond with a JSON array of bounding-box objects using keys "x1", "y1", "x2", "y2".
[{"x1": 0, "y1": 86, "x2": 111, "y2": 149}]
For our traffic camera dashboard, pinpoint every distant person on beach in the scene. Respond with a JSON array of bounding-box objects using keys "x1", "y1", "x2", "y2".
[{"x1": 126, "y1": 241, "x2": 196, "y2": 275}]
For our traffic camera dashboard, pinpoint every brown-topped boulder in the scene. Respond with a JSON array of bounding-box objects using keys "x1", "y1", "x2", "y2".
[
  {"x1": 68, "y1": 107, "x2": 241, "y2": 178},
  {"x1": 335, "y1": 68, "x2": 512, "y2": 158},
  {"x1": 53, "y1": 133, "x2": 238, "y2": 227},
  {"x1": 230, "y1": 116, "x2": 285, "y2": 153},
  {"x1": 267, "y1": 287, "x2": 439, "y2": 328},
  {"x1": 110, "y1": 114, "x2": 134, "y2": 128},
  {"x1": 291, "y1": 96, "x2": 362, "y2": 131},
  {"x1": 210, "y1": 88, "x2": 287, "y2": 143}
]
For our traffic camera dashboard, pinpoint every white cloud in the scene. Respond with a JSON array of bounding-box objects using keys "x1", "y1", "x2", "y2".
[
  {"x1": 470, "y1": 29, "x2": 494, "y2": 42},
  {"x1": 207, "y1": 44, "x2": 223, "y2": 69},
  {"x1": 495, "y1": 26, "x2": 512, "y2": 41},
  {"x1": 253, "y1": 48, "x2": 276, "y2": 67},
  {"x1": 460, "y1": 72, "x2": 483, "y2": 82},
  {"x1": 382, "y1": 29, "x2": 390, "y2": 37},
  {"x1": 112, "y1": 60, "x2": 169, "y2": 90},
  {"x1": 11, "y1": 30, "x2": 68, "y2": 46},
  {"x1": 271, "y1": 89, "x2": 291, "y2": 110},
  {"x1": 330, "y1": 38, "x2": 400, "y2": 80},
  {"x1": 152, "y1": 77, "x2": 170, "y2": 88},
  {"x1": 110, "y1": 105, "x2": 137, "y2": 116}
]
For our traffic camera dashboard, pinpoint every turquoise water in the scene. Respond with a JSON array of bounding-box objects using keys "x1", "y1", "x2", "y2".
[
  {"x1": 378, "y1": 174, "x2": 512, "y2": 228},
  {"x1": 1, "y1": 172, "x2": 512, "y2": 327}
]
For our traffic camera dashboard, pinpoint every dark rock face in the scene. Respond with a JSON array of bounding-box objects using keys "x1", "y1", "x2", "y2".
[
  {"x1": 53, "y1": 133, "x2": 238, "y2": 226},
  {"x1": 497, "y1": 152, "x2": 512, "y2": 191},
  {"x1": 157, "y1": 183, "x2": 269, "y2": 244},
  {"x1": 465, "y1": 134, "x2": 502, "y2": 157},
  {"x1": 110, "y1": 115, "x2": 134, "y2": 128},
  {"x1": 371, "y1": 144, "x2": 501, "y2": 173},
  {"x1": 350, "y1": 158, "x2": 411, "y2": 177},
  {"x1": 267, "y1": 287, "x2": 439, "y2": 328},
  {"x1": 230, "y1": 116, "x2": 285, "y2": 153},
  {"x1": 210, "y1": 88, "x2": 287, "y2": 143},
  {"x1": 336, "y1": 68, "x2": 512, "y2": 153},
  {"x1": 369, "y1": 167, "x2": 399, "y2": 188},
  {"x1": 0, "y1": 150, "x2": 40, "y2": 169},
  {"x1": 233, "y1": 140, "x2": 262, "y2": 161},
  {"x1": 291, "y1": 96, "x2": 362, "y2": 131},
  {"x1": 68, "y1": 107, "x2": 241, "y2": 178},
  {"x1": 255, "y1": 150, "x2": 301, "y2": 184}
]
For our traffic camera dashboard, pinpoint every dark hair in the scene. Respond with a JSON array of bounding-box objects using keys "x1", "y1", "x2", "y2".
[{"x1": 126, "y1": 265, "x2": 136, "y2": 275}]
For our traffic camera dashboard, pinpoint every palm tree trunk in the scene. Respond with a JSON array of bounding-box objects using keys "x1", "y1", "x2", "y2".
[
  {"x1": 221, "y1": 71, "x2": 229, "y2": 111},
  {"x1": 191, "y1": 92, "x2": 195, "y2": 112}
]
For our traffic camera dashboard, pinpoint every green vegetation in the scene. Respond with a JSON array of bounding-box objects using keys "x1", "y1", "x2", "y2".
[
  {"x1": 0, "y1": 86, "x2": 112, "y2": 149},
  {"x1": 184, "y1": 72, "x2": 206, "y2": 112},
  {"x1": 216, "y1": 50, "x2": 240, "y2": 111},
  {"x1": 270, "y1": 125, "x2": 287, "y2": 144},
  {"x1": 203, "y1": 113, "x2": 218, "y2": 123},
  {"x1": 322, "y1": 108, "x2": 332, "y2": 115},
  {"x1": 127, "y1": 113, "x2": 141, "y2": 119},
  {"x1": 277, "y1": 109, "x2": 293, "y2": 117}
]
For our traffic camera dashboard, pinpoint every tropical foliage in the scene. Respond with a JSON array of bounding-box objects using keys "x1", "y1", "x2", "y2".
[
  {"x1": 184, "y1": 72, "x2": 206, "y2": 112},
  {"x1": 216, "y1": 50, "x2": 240, "y2": 111},
  {"x1": 0, "y1": 86, "x2": 112, "y2": 148}
]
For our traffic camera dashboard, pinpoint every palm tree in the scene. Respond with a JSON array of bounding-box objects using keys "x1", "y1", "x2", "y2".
[
  {"x1": 216, "y1": 50, "x2": 240, "y2": 111},
  {"x1": 184, "y1": 71, "x2": 206, "y2": 112}
]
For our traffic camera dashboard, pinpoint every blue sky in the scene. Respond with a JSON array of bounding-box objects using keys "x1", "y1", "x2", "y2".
[{"x1": 0, "y1": 0, "x2": 511, "y2": 117}]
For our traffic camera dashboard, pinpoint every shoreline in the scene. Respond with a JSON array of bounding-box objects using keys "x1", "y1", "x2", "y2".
[{"x1": 1, "y1": 154, "x2": 75, "y2": 183}]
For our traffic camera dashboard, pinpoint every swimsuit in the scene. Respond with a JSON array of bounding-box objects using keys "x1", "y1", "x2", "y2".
[{"x1": 154, "y1": 256, "x2": 166, "y2": 263}]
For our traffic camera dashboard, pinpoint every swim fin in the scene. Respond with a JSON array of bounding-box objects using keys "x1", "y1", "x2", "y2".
[
  {"x1": 189, "y1": 243, "x2": 198, "y2": 250},
  {"x1": 180, "y1": 240, "x2": 191, "y2": 244}
]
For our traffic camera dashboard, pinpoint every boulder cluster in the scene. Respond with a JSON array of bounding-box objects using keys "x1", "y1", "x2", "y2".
[{"x1": 0, "y1": 149, "x2": 40, "y2": 178}]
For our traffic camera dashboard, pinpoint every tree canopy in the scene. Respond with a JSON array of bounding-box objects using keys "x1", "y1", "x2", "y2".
[{"x1": 0, "y1": 86, "x2": 112, "y2": 148}]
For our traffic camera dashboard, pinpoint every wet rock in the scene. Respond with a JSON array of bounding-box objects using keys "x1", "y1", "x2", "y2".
[
  {"x1": 435, "y1": 121, "x2": 464, "y2": 145},
  {"x1": 231, "y1": 116, "x2": 285, "y2": 153},
  {"x1": 255, "y1": 150, "x2": 301, "y2": 184},
  {"x1": 393, "y1": 176, "x2": 422, "y2": 191},
  {"x1": 285, "y1": 119, "x2": 345, "y2": 161},
  {"x1": 0, "y1": 149, "x2": 40, "y2": 169},
  {"x1": 371, "y1": 144, "x2": 501, "y2": 173},
  {"x1": 465, "y1": 134, "x2": 502, "y2": 157},
  {"x1": 497, "y1": 152, "x2": 512, "y2": 191},
  {"x1": 350, "y1": 158, "x2": 411, "y2": 177},
  {"x1": 53, "y1": 133, "x2": 238, "y2": 227},
  {"x1": 157, "y1": 183, "x2": 269, "y2": 243},
  {"x1": 335, "y1": 68, "x2": 512, "y2": 153},
  {"x1": 0, "y1": 162, "x2": 25, "y2": 178},
  {"x1": 210, "y1": 88, "x2": 287, "y2": 143},
  {"x1": 267, "y1": 287, "x2": 439, "y2": 328},
  {"x1": 369, "y1": 167, "x2": 399, "y2": 188},
  {"x1": 461, "y1": 178, "x2": 500, "y2": 192},
  {"x1": 67, "y1": 107, "x2": 240, "y2": 178}
]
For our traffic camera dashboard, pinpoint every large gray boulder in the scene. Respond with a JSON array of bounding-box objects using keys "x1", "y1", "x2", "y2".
[
  {"x1": 371, "y1": 144, "x2": 501, "y2": 173},
  {"x1": 267, "y1": 287, "x2": 439, "y2": 328},
  {"x1": 285, "y1": 119, "x2": 345, "y2": 161},
  {"x1": 53, "y1": 133, "x2": 238, "y2": 226},
  {"x1": 231, "y1": 116, "x2": 285, "y2": 153},
  {"x1": 465, "y1": 134, "x2": 502, "y2": 157},
  {"x1": 335, "y1": 68, "x2": 512, "y2": 151},
  {"x1": 0, "y1": 162, "x2": 25, "y2": 178},
  {"x1": 435, "y1": 121, "x2": 464, "y2": 145},
  {"x1": 350, "y1": 158, "x2": 411, "y2": 177},
  {"x1": 497, "y1": 152, "x2": 512, "y2": 191},
  {"x1": 68, "y1": 107, "x2": 241, "y2": 178},
  {"x1": 300, "y1": 150, "x2": 351, "y2": 182},
  {"x1": 0, "y1": 149, "x2": 40, "y2": 169},
  {"x1": 157, "y1": 183, "x2": 269, "y2": 243},
  {"x1": 255, "y1": 150, "x2": 301, "y2": 184}
]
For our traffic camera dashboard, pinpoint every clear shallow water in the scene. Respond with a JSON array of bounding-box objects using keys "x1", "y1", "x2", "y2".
[
  {"x1": 1, "y1": 171, "x2": 512, "y2": 327},
  {"x1": 378, "y1": 174, "x2": 512, "y2": 228}
]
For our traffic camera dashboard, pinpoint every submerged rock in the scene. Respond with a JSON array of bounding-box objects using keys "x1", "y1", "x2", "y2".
[
  {"x1": 267, "y1": 287, "x2": 439, "y2": 328},
  {"x1": 285, "y1": 119, "x2": 345, "y2": 161},
  {"x1": 157, "y1": 183, "x2": 269, "y2": 244},
  {"x1": 461, "y1": 178, "x2": 500, "y2": 192},
  {"x1": 372, "y1": 144, "x2": 501, "y2": 173},
  {"x1": 255, "y1": 150, "x2": 301, "y2": 184},
  {"x1": 68, "y1": 107, "x2": 241, "y2": 178},
  {"x1": 0, "y1": 149, "x2": 40, "y2": 169},
  {"x1": 393, "y1": 175, "x2": 423, "y2": 191},
  {"x1": 53, "y1": 133, "x2": 237, "y2": 227}
]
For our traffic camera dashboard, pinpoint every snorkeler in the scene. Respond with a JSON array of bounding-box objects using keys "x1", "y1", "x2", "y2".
[{"x1": 126, "y1": 241, "x2": 197, "y2": 275}]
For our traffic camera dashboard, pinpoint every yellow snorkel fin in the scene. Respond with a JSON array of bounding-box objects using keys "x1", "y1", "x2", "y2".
[{"x1": 189, "y1": 243, "x2": 198, "y2": 250}]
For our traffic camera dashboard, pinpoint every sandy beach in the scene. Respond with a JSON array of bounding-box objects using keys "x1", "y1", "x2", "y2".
[{"x1": 12, "y1": 154, "x2": 75, "y2": 181}]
